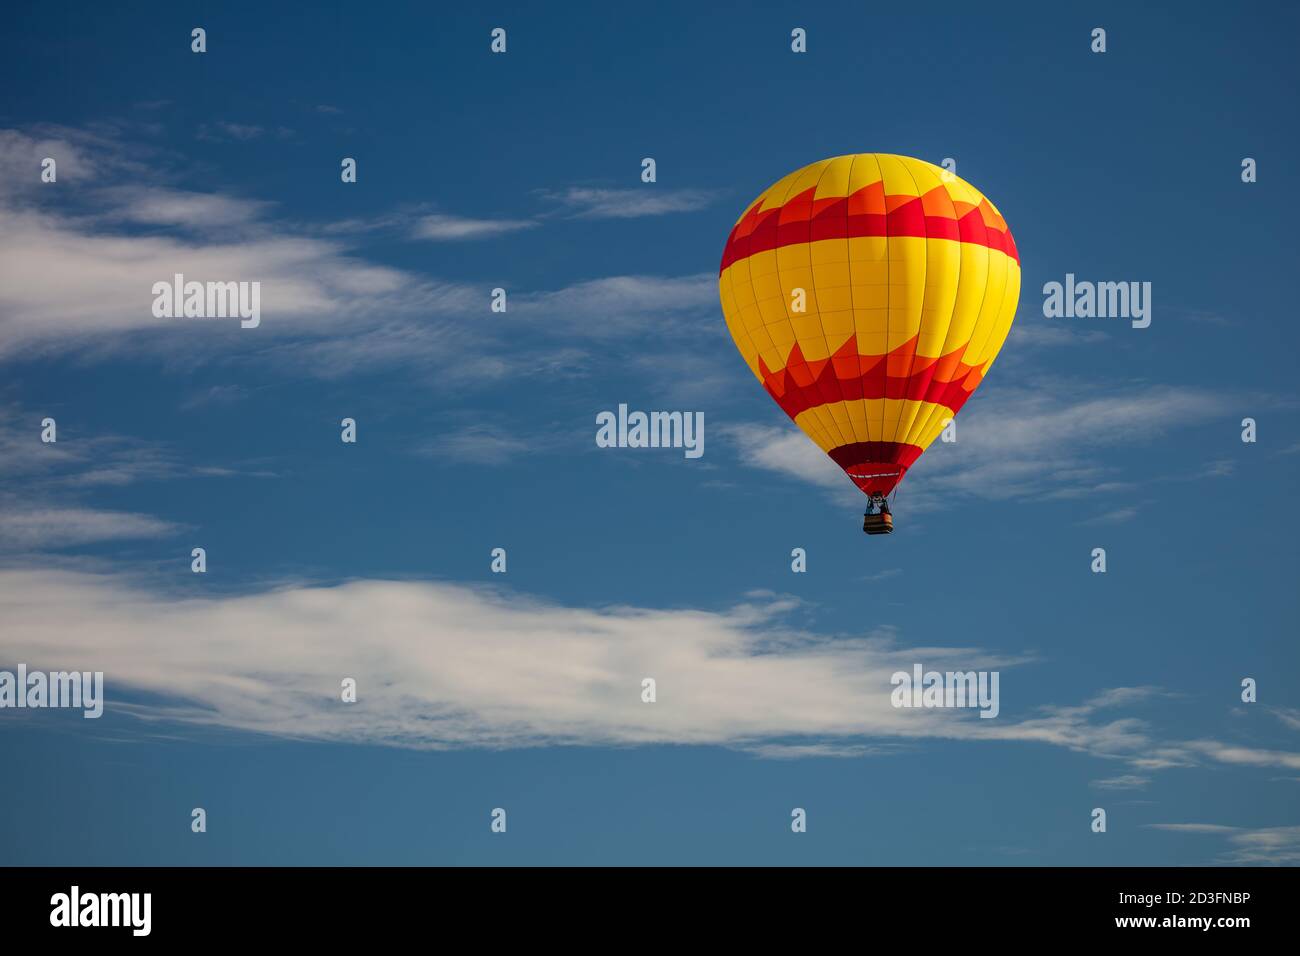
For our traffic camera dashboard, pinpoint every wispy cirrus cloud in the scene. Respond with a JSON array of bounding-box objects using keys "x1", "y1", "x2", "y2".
[
  {"x1": 314, "y1": 207, "x2": 539, "y2": 243},
  {"x1": 1146, "y1": 823, "x2": 1300, "y2": 865},
  {"x1": 179, "y1": 384, "x2": 252, "y2": 409},
  {"x1": 976, "y1": 687, "x2": 1195, "y2": 769},
  {"x1": 723, "y1": 421, "x2": 857, "y2": 500},
  {"x1": 0, "y1": 405, "x2": 232, "y2": 487},
  {"x1": 0, "y1": 506, "x2": 180, "y2": 549},
  {"x1": 0, "y1": 125, "x2": 109, "y2": 190},
  {"x1": 0, "y1": 125, "x2": 720, "y2": 393},
  {"x1": 540, "y1": 186, "x2": 720, "y2": 219},
  {"x1": 3, "y1": 567, "x2": 1297, "y2": 780},
  {"x1": 1003, "y1": 322, "x2": 1110, "y2": 350},
  {"x1": 197, "y1": 121, "x2": 263, "y2": 141},
  {"x1": 863, "y1": 568, "x2": 904, "y2": 583},
  {"x1": 513, "y1": 273, "x2": 716, "y2": 335},
  {"x1": 96, "y1": 185, "x2": 273, "y2": 230},
  {"x1": 0, "y1": 568, "x2": 1014, "y2": 750},
  {"x1": 412, "y1": 213, "x2": 538, "y2": 241},
  {"x1": 196, "y1": 121, "x2": 292, "y2": 142},
  {"x1": 1090, "y1": 774, "x2": 1151, "y2": 790},
  {"x1": 0, "y1": 405, "x2": 263, "y2": 553},
  {"x1": 0, "y1": 204, "x2": 432, "y2": 358},
  {"x1": 1270, "y1": 706, "x2": 1300, "y2": 732},
  {"x1": 1078, "y1": 505, "x2": 1143, "y2": 525},
  {"x1": 1213, "y1": 826, "x2": 1300, "y2": 864},
  {"x1": 420, "y1": 424, "x2": 533, "y2": 465},
  {"x1": 0, "y1": 125, "x2": 473, "y2": 360},
  {"x1": 723, "y1": 383, "x2": 1241, "y2": 514},
  {"x1": 342, "y1": 184, "x2": 717, "y2": 241},
  {"x1": 1182, "y1": 739, "x2": 1300, "y2": 771}
]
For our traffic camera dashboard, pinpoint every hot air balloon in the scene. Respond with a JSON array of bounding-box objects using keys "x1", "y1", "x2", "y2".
[{"x1": 718, "y1": 154, "x2": 1020, "y2": 533}]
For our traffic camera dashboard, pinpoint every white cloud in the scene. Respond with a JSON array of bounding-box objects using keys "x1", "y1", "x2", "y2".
[
  {"x1": 1146, "y1": 823, "x2": 1300, "y2": 865},
  {"x1": 937, "y1": 384, "x2": 1229, "y2": 458},
  {"x1": 543, "y1": 186, "x2": 719, "y2": 219},
  {"x1": 1077, "y1": 505, "x2": 1142, "y2": 525},
  {"x1": 1271, "y1": 707, "x2": 1300, "y2": 732},
  {"x1": 0, "y1": 124, "x2": 728, "y2": 394},
  {"x1": 4, "y1": 568, "x2": 1297, "y2": 780},
  {"x1": 179, "y1": 384, "x2": 251, "y2": 409},
  {"x1": 0, "y1": 126, "x2": 103, "y2": 192},
  {"x1": 0, "y1": 125, "x2": 726, "y2": 396},
  {"x1": 197, "y1": 121, "x2": 265, "y2": 141},
  {"x1": 625, "y1": 347, "x2": 746, "y2": 404},
  {"x1": 0, "y1": 405, "x2": 263, "y2": 553},
  {"x1": 0, "y1": 126, "x2": 470, "y2": 360},
  {"x1": 1085, "y1": 687, "x2": 1170, "y2": 709},
  {"x1": 412, "y1": 213, "x2": 537, "y2": 241},
  {"x1": 1219, "y1": 827, "x2": 1300, "y2": 864},
  {"x1": 741, "y1": 742, "x2": 894, "y2": 759},
  {"x1": 1004, "y1": 323, "x2": 1109, "y2": 349},
  {"x1": 0, "y1": 203, "x2": 430, "y2": 358},
  {"x1": 1184, "y1": 739, "x2": 1300, "y2": 771},
  {"x1": 863, "y1": 568, "x2": 903, "y2": 583},
  {"x1": 0, "y1": 507, "x2": 179, "y2": 549},
  {"x1": 723, "y1": 422, "x2": 857, "y2": 500},
  {"x1": 1146, "y1": 823, "x2": 1239, "y2": 834},
  {"x1": 0, "y1": 403, "x2": 253, "y2": 488},
  {"x1": 1090, "y1": 774, "x2": 1151, "y2": 790},
  {"x1": 514, "y1": 274, "x2": 716, "y2": 337},
  {"x1": 423, "y1": 425, "x2": 532, "y2": 465},
  {"x1": 1, "y1": 569, "x2": 1019, "y2": 750},
  {"x1": 724, "y1": 384, "x2": 1238, "y2": 512},
  {"x1": 97, "y1": 186, "x2": 272, "y2": 230}
]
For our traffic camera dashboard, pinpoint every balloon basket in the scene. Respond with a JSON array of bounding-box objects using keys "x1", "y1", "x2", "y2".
[{"x1": 863, "y1": 513, "x2": 894, "y2": 535}]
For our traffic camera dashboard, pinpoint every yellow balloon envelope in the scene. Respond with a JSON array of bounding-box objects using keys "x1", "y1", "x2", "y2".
[{"x1": 719, "y1": 154, "x2": 1020, "y2": 497}]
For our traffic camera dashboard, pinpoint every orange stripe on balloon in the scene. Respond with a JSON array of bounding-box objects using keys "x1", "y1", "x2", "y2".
[{"x1": 758, "y1": 335, "x2": 983, "y2": 420}]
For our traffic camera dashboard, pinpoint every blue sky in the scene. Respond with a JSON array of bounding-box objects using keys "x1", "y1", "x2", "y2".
[{"x1": 2, "y1": 1, "x2": 1298, "y2": 865}]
